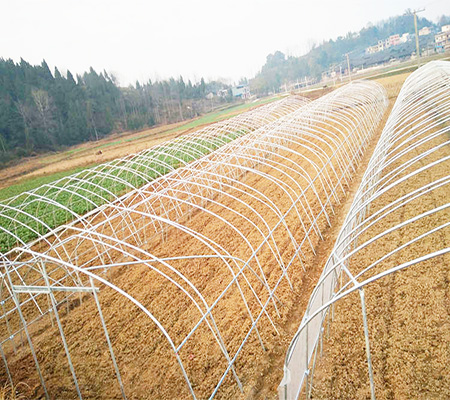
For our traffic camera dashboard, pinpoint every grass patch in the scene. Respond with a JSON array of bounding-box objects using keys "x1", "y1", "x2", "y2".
[
  {"x1": 367, "y1": 65, "x2": 418, "y2": 81},
  {"x1": 164, "y1": 97, "x2": 283, "y2": 135},
  {"x1": 0, "y1": 166, "x2": 98, "y2": 201}
]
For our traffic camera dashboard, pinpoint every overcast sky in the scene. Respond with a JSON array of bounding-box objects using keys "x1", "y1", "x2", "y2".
[{"x1": 1, "y1": 0, "x2": 450, "y2": 85}]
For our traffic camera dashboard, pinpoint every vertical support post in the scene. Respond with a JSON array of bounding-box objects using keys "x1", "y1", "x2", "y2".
[
  {"x1": 412, "y1": 8, "x2": 425, "y2": 65},
  {"x1": 320, "y1": 326, "x2": 324, "y2": 357},
  {"x1": 414, "y1": 12, "x2": 420, "y2": 63},
  {"x1": 0, "y1": 344, "x2": 14, "y2": 390},
  {"x1": 305, "y1": 322, "x2": 309, "y2": 398},
  {"x1": 89, "y1": 276, "x2": 127, "y2": 400},
  {"x1": 1, "y1": 300, "x2": 17, "y2": 354},
  {"x1": 346, "y1": 53, "x2": 352, "y2": 82},
  {"x1": 6, "y1": 273, "x2": 49, "y2": 399},
  {"x1": 308, "y1": 330, "x2": 322, "y2": 399},
  {"x1": 46, "y1": 293, "x2": 54, "y2": 328},
  {"x1": 359, "y1": 288, "x2": 376, "y2": 400},
  {"x1": 41, "y1": 263, "x2": 83, "y2": 399}
]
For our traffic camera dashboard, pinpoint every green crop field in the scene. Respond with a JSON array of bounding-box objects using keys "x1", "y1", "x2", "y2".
[
  {"x1": 0, "y1": 93, "x2": 291, "y2": 253},
  {"x1": 0, "y1": 166, "x2": 95, "y2": 201}
]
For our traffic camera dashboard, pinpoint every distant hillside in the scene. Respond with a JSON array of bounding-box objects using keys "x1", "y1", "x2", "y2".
[{"x1": 251, "y1": 13, "x2": 450, "y2": 94}]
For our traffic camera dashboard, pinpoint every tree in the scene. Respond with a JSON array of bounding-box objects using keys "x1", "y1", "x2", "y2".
[
  {"x1": 200, "y1": 78, "x2": 206, "y2": 97},
  {"x1": 15, "y1": 100, "x2": 33, "y2": 151},
  {"x1": 32, "y1": 89, "x2": 57, "y2": 147}
]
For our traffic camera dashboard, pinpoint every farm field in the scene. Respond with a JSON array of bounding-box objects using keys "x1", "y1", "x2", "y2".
[
  {"x1": 0, "y1": 96, "x2": 308, "y2": 253},
  {"x1": 4, "y1": 0, "x2": 450, "y2": 397},
  {"x1": 0, "y1": 81, "x2": 387, "y2": 398},
  {"x1": 0, "y1": 90, "x2": 333, "y2": 199},
  {"x1": 287, "y1": 61, "x2": 450, "y2": 399},
  {"x1": 0, "y1": 96, "x2": 282, "y2": 192},
  {"x1": 252, "y1": 71, "x2": 410, "y2": 399}
]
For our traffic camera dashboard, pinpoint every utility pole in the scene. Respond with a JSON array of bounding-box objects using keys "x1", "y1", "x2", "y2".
[
  {"x1": 346, "y1": 53, "x2": 352, "y2": 82},
  {"x1": 411, "y1": 8, "x2": 425, "y2": 64}
]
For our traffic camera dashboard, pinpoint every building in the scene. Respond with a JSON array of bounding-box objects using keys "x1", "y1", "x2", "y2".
[
  {"x1": 442, "y1": 25, "x2": 450, "y2": 33},
  {"x1": 232, "y1": 85, "x2": 250, "y2": 99},
  {"x1": 400, "y1": 33, "x2": 410, "y2": 43},
  {"x1": 366, "y1": 40, "x2": 385, "y2": 54},
  {"x1": 377, "y1": 40, "x2": 386, "y2": 51},
  {"x1": 419, "y1": 26, "x2": 431, "y2": 36},
  {"x1": 389, "y1": 34, "x2": 401, "y2": 46},
  {"x1": 217, "y1": 89, "x2": 229, "y2": 98},
  {"x1": 435, "y1": 30, "x2": 450, "y2": 52},
  {"x1": 365, "y1": 33, "x2": 406, "y2": 55},
  {"x1": 366, "y1": 45, "x2": 379, "y2": 54}
]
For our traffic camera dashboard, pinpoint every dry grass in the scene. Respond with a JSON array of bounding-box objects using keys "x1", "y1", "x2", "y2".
[
  {"x1": 312, "y1": 137, "x2": 450, "y2": 399},
  {"x1": 310, "y1": 74, "x2": 450, "y2": 399},
  {"x1": 0, "y1": 75, "x2": 408, "y2": 398},
  {"x1": 0, "y1": 383, "x2": 28, "y2": 400},
  {"x1": 373, "y1": 71, "x2": 410, "y2": 100}
]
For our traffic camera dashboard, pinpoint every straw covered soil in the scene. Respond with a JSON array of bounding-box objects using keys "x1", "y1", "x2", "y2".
[{"x1": 0, "y1": 81, "x2": 394, "y2": 399}]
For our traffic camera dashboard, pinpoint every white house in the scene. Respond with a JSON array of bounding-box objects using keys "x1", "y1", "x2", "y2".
[
  {"x1": 400, "y1": 33, "x2": 410, "y2": 43},
  {"x1": 232, "y1": 85, "x2": 250, "y2": 99},
  {"x1": 366, "y1": 45, "x2": 379, "y2": 54},
  {"x1": 419, "y1": 26, "x2": 431, "y2": 36},
  {"x1": 435, "y1": 30, "x2": 450, "y2": 52},
  {"x1": 217, "y1": 89, "x2": 228, "y2": 98}
]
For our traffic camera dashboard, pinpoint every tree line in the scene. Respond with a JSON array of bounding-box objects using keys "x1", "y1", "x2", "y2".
[
  {"x1": 0, "y1": 58, "x2": 233, "y2": 167},
  {"x1": 251, "y1": 13, "x2": 450, "y2": 95}
]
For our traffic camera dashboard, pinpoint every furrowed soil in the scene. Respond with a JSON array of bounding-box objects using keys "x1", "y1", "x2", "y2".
[{"x1": 0, "y1": 76, "x2": 402, "y2": 399}]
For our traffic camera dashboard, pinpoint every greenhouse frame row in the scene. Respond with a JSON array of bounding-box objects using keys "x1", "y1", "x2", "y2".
[
  {"x1": 281, "y1": 61, "x2": 450, "y2": 400},
  {"x1": 0, "y1": 81, "x2": 388, "y2": 398}
]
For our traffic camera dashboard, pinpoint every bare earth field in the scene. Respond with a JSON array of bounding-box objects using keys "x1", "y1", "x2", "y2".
[{"x1": 0, "y1": 76, "x2": 404, "y2": 399}]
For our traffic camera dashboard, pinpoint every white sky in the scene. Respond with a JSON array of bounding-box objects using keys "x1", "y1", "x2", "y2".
[{"x1": 1, "y1": 0, "x2": 449, "y2": 86}]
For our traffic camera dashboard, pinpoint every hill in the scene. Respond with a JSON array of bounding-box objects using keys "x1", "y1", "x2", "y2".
[{"x1": 250, "y1": 13, "x2": 450, "y2": 94}]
